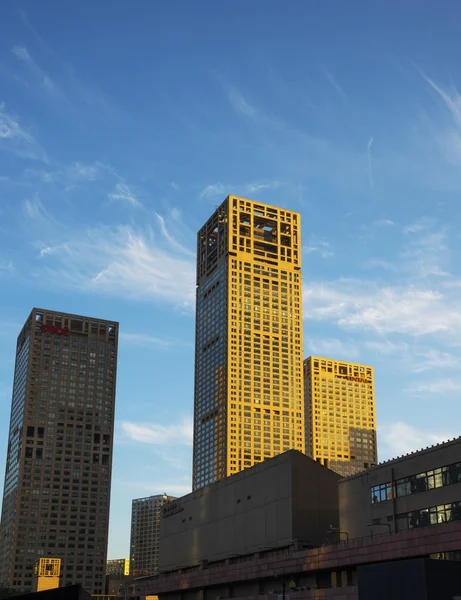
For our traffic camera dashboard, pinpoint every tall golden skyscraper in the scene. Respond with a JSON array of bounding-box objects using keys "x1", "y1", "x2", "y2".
[
  {"x1": 193, "y1": 196, "x2": 304, "y2": 490},
  {"x1": 304, "y1": 356, "x2": 377, "y2": 477}
]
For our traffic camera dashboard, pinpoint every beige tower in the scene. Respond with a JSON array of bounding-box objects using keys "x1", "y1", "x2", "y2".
[
  {"x1": 304, "y1": 356, "x2": 377, "y2": 477},
  {"x1": 193, "y1": 196, "x2": 304, "y2": 489}
]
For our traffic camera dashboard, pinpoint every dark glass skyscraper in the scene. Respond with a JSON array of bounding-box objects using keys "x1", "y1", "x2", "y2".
[
  {"x1": 129, "y1": 494, "x2": 176, "y2": 576},
  {"x1": 0, "y1": 308, "x2": 118, "y2": 594}
]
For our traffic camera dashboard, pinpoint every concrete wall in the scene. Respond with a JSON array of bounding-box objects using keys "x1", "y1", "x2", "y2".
[
  {"x1": 339, "y1": 437, "x2": 461, "y2": 539},
  {"x1": 291, "y1": 452, "x2": 341, "y2": 546},
  {"x1": 159, "y1": 451, "x2": 340, "y2": 572}
]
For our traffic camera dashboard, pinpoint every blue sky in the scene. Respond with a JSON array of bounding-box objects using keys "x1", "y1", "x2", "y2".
[{"x1": 1, "y1": 0, "x2": 461, "y2": 558}]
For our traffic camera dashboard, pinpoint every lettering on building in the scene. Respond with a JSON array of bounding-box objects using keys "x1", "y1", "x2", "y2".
[
  {"x1": 163, "y1": 502, "x2": 184, "y2": 518},
  {"x1": 41, "y1": 324, "x2": 69, "y2": 337},
  {"x1": 337, "y1": 375, "x2": 371, "y2": 384}
]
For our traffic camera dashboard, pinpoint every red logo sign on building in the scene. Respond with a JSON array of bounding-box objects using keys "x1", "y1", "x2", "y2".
[{"x1": 41, "y1": 324, "x2": 69, "y2": 336}]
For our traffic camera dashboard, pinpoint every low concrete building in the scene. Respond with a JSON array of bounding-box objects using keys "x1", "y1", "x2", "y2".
[
  {"x1": 128, "y1": 520, "x2": 461, "y2": 600},
  {"x1": 339, "y1": 436, "x2": 461, "y2": 539},
  {"x1": 159, "y1": 450, "x2": 340, "y2": 572}
]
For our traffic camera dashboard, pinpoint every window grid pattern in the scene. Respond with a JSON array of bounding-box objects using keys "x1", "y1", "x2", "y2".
[
  {"x1": 371, "y1": 461, "x2": 461, "y2": 503},
  {"x1": 130, "y1": 495, "x2": 176, "y2": 576},
  {"x1": 396, "y1": 500, "x2": 461, "y2": 530},
  {"x1": 193, "y1": 197, "x2": 304, "y2": 490},
  {"x1": 304, "y1": 357, "x2": 377, "y2": 478},
  {"x1": 0, "y1": 309, "x2": 118, "y2": 595}
]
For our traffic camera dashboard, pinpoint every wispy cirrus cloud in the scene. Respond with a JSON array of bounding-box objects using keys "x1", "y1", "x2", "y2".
[
  {"x1": 23, "y1": 194, "x2": 57, "y2": 222},
  {"x1": 67, "y1": 226, "x2": 195, "y2": 306},
  {"x1": 24, "y1": 161, "x2": 106, "y2": 190},
  {"x1": 379, "y1": 421, "x2": 456, "y2": 460},
  {"x1": 407, "y1": 378, "x2": 461, "y2": 395},
  {"x1": 419, "y1": 70, "x2": 461, "y2": 169},
  {"x1": 11, "y1": 42, "x2": 110, "y2": 113},
  {"x1": 121, "y1": 417, "x2": 193, "y2": 446},
  {"x1": 245, "y1": 181, "x2": 279, "y2": 193},
  {"x1": 199, "y1": 180, "x2": 279, "y2": 201},
  {"x1": 303, "y1": 240, "x2": 334, "y2": 258},
  {"x1": 156, "y1": 213, "x2": 194, "y2": 256},
  {"x1": 374, "y1": 219, "x2": 395, "y2": 227},
  {"x1": 324, "y1": 70, "x2": 347, "y2": 102},
  {"x1": 305, "y1": 337, "x2": 358, "y2": 359},
  {"x1": 411, "y1": 349, "x2": 459, "y2": 373},
  {"x1": 0, "y1": 103, "x2": 47, "y2": 162},
  {"x1": 108, "y1": 182, "x2": 141, "y2": 207},
  {"x1": 38, "y1": 244, "x2": 70, "y2": 258},
  {"x1": 11, "y1": 45, "x2": 68, "y2": 104},
  {"x1": 227, "y1": 84, "x2": 259, "y2": 118},
  {"x1": 303, "y1": 280, "x2": 461, "y2": 337},
  {"x1": 120, "y1": 332, "x2": 191, "y2": 349},
  {"x1": 199, "y1": 182, "x2": 226, "y2": 200},
  {"x1": 26, "y1": 195, "x2": 196, "y2": 308}
]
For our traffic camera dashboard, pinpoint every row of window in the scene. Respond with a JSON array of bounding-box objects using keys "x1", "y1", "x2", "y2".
[
  {"x1": 397, "y1": 500, "x2": 461, "y2": 530},
  {"x1": 371, "y1": 461, "x2": 461, "y2": 503}
]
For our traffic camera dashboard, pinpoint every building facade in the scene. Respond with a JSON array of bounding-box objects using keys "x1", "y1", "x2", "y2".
[
  {"x1": 159, "y1": 451, "x2": 340, "y2": 573},
  {"x1": 106, "y1": 558, "x2": 131, "y2": 597},
  {"x1": 304, "y1": 357, "x2": 377, "y2": 477},
  {"x1": 130, "y1": 495, "x2": 176, "y2": 576},
  {"x1": 339, "y1": 435, "x2": 461, "y2": 540},
  {"x1": 106, "y1": 559, "x2": 130, "y2": 576},
  {"x1": 0, "y1": 308, "x2": 118, "y2": 594},
  {"x1": 193, "y1": 196, "x2": 304, "y2": 489}
]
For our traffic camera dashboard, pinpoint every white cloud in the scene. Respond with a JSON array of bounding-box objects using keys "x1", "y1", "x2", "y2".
[
  {"x1": 22, "y1": 194, "x2": 196, "y2": 308},
  {"x1": 421, "y1": 71, "x2": 461, "y2": 128},
  {"x1": 11, "y1": 45, "x2": 67, "y2": 103},
  {"x1": 401, "y1": 231, "x2": 450, "y2": 278},
  {"x1": 108, "y1": 183, "x2": 140, "y2": 207},
  {"x1": 0, "y1": 103, "x2": 47, "y2": 162},
  {"x1": 404, "y1": 222, "x2": 426, "y2": 234},
  {"x1": 199, "y1": 180, "x2": 279, "y2": 201},
  {"x1": 363, "y1": 339, "x2": 409, "y2": 355},
  {"x1": 407, "y1": 378, "x2": 460, "y2": 395},
  {"x1": 23, "y1": 195, "x2": 54, "y2": 221},
  {"x1": 39, "y1": 225, "x2": 195, "y2": 308},
  {"x1": 0, "y1": 261, "x2": 14, "y2": 273},
  {"x1": 303, "y1": 240, "x2": 334, "y2": 258},
  {"x1": 374, "y1": 219, "x2": 394, "y2": 227},
  {"x1": 38, "y1": 244, "x2": 70, "y2": 258},
  {"x1": 199, "y1": 182, "x2": 225, "y2": 200},
  {"x1": 119, "y1": 332, "x2": 189, "y2": 349},
  {"x1": 379, "y1": 421, "x2": 456, "y2": 459},
  {"x1": 227, "y1": 85, "x2": 258, "y2": 118},
  {"x1": 412, "y1": 349, "x2": 459, "y2": 373},
  {"x1": 87, "y1": 227, "x2": 195, "y2": 305},
  {"x1": 303, "y1": 280, "x2": 461, "y2": 336},
  {"x1": 121, "y1": 417, "x2": 193, "y2": 446},
  {"x1": 325, "y1": 70, "x2": 347, "y2": 102},
  {"x1": 245, "y1": 181, "x2": 279, "y2": 193},
  {"x1": 305, "y1": 337, "x2": 358, "y2": 359},
  {"x1": 155, "y1": 213, "x2": 194, "y2": 257}
]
